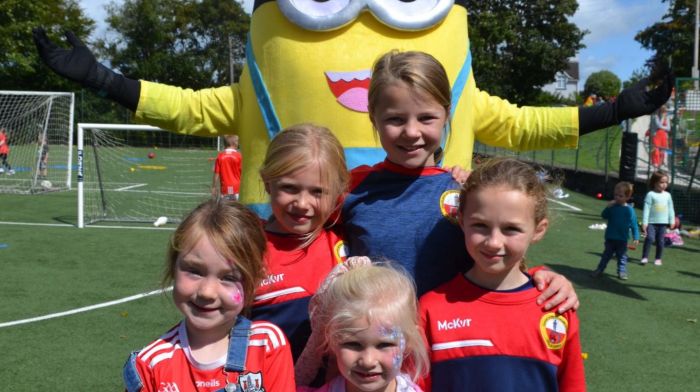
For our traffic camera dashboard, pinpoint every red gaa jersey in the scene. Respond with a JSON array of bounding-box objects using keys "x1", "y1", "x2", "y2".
[
  {"x1": 252, "y1": 228, "x2": 346, "y2": 360},
  {"x1": 419, "y1": 274, "x2": 585, "y2": 392},
  {"x1": 132, "y1": 320, "x2": 294, "y2": 392},
  {"x1": 214, "y1": 148, "x2": 242, "y2": 195}
]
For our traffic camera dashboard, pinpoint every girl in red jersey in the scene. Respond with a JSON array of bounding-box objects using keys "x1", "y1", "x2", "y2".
[
  {"x1": 123, "y1": 200, "x2": 294, "y2": 392},
  {"x1": 297, "y1": 257, "x2": 429, "y2": 392},
  {"x1": 419, "y1": 158, "x2": 585, "y2": 391},
  {"x1": 253, "y1": 123, "x2": 350, "y2": 361}
]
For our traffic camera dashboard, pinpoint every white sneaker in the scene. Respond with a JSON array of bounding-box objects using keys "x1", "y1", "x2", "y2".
[
  {"x1": 7, "y1": 169, "x2": 14, "y2": 175},
  {"x1": 0, "y1": 168, "x2": 4, "y2": 173},
  {"x1": 654, "y1": 259, "x2": 663, "y2": 266},
  {"x1": 640, "y1": 258, "x2": 648, "y2": 265}
]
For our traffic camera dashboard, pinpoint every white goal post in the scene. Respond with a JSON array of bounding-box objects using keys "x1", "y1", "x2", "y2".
[
  {"x1": 0, "y1": 91, "x2": 74, "y2": 194},
  {"x1": 77, "y1": 123, "x2": 220, "y2": 228}
]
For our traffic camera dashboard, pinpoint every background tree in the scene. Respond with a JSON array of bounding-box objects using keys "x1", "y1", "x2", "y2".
[
  {"x1": 584, "y1": 70, "x2": 621, "y2": 99},
  {"x1": 96, "y1": 0, "x2": 250, "y2": 89},
  {"x1": 0, "y1": 0, "x2": 93, "y2": 90},
  {"x1": 635, "y1": 0, "x2": 694, "y2": 78},
  {"x1": 458, "y1": 0, "x2": 586, "y2": 105}
]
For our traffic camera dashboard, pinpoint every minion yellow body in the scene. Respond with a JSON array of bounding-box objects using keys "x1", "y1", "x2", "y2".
[{"x1": 134, "y1": 2, "x2": 578, "y2": 213}]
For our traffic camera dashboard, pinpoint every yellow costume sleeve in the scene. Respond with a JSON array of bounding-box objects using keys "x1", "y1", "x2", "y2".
[
  {"x1": 472, "y1": 87, "x2": 579, "y2": 151},
  {"x1": 134, "y1": 81, "x2": 240, "y2": 137}
]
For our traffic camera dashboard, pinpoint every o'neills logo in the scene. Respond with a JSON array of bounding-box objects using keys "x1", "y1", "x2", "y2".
[
  {"x1": 439, "y1": 190, "x2": 460, "y2": 224},
  {"x1": 540, "y1": 312, "x2": 568, "y2": 350}
]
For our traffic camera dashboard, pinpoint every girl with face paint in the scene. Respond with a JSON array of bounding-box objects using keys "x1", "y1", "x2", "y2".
[
  {"x1": 297, "y1": 258, "x2": 428, "y2": 392},
  {"x1": 122, "y1": 200, "x2": 296, "y2": 392}
]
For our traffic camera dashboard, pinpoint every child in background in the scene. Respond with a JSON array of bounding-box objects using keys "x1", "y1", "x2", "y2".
[
  {"x1": 591, "y1": 181, "x2": 640, "y2": 280},
  {"x1": 0, "y1": 128, "x2": 15, "y2": 175},
  {"x1": 212, "y1": 134, "x2": 242, "y2": 200},
  {"x1": 37, "y1": 133, "x2": 49, "y2": 179},
  {"x1": 419, "y1": 158, "x2": 585, "y2": 392},
  {"x1": 343, "y1": 50, "x2": 579, "y2": 311},
  {"x1": 297, "y1": 257, "x2": 428, "y2": 392},
  {"x1": 123, "y1": 200, "x2": 295, "y2": 392},
  {"x1": 253, "y1": 123, "x2": 349, "y2": 361},
  {"x1": 641, "y1": 170, "x2": 675, "y2": 266}
]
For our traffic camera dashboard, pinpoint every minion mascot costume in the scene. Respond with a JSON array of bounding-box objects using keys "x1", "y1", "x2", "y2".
[{"x1": 34, "y1": 0, "x2": 671, "y2": 216}]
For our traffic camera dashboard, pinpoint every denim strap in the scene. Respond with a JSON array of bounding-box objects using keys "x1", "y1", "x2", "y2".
[{"x1": 123, "y1": 351, "x2": 143, "y2": 392}]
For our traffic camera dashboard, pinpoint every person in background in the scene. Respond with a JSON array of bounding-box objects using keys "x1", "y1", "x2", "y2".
[
  {"x1": 591, "y1": 181, "x2": 640, "y2": 280},
  {"x1": 212, "y1": 134, "x2": 242, "y2": 200},
  {"x1": 641, "y1": 170, "x2": 675, "y2": 266}
]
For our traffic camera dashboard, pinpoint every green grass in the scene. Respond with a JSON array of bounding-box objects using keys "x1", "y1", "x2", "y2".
[{"x1": 0, "y1": 188, "x2": 699, "y2": 390}]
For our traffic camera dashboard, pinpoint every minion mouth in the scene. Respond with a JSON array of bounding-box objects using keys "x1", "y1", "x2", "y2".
[{"x1": 324, "y1": 70, "x2": 371, "y2": 113}]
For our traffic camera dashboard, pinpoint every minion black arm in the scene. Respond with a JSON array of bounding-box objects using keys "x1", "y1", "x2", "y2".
[{"x1": 33, "y1": 28, "x2": 140, "y2": 111}]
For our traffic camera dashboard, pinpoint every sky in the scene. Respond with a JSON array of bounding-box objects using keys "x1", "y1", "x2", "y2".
[{"x1": 79, "y1": 0, "x2": 670, "y2": 87}]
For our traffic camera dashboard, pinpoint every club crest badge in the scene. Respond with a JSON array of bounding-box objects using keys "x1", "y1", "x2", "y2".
[
  {"x1": 539, "y1": 312, "x2": 568, "y2": 350},
  {"x1": 238, "y1": 371, "x2": 265, "y2": 392},
  {"x1": 334, "y1": 240, "x2": 348, "y2": 262},
  {"x1": 439, "y1": 190, "x2": 460, "y2": 224}
]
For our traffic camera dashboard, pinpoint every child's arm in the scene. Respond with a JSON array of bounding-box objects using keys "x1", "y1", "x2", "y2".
[
  {"x1": 642, "y1": 192, "x2": 652, "y2": 234},
  {"x1": 629, "y1": 206, "x2": 640, "y2": 243},
  {"x1": 263, "y1": 334, "x2": 296, "y2": 392},
  {"x1": 211, "y1": 172, "x2": 220, "y2": 197},
  {"x1": 531, "y1": 268, "x2": 579, "y2": 313},
  {"x1": 667, "y1": 192, "x2": 676, "y2": 227},
  {"x1": 556, "y1": 312, "x2": 586, "y2": 392}
]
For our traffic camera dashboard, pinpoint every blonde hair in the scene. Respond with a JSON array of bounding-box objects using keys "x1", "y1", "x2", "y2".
[
  {"x1": 312, "y1": 263, "x2": 429, "y2": 381},
  {"x1": 164, "y1": 199, "x2": 267, "y2": 313},
  {"x1": 224, "y1": 134, "x2": 239, "y2": 148},
  {"x1": 259, "y1": 123, "x2": 349, "y2": 241},
  {"x1": 615, "y1": 181, "x2": 634, "y2": 198}
]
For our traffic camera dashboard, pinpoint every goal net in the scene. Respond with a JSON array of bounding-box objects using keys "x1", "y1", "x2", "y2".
[
  {"x1": 0, "y1": 91, "x2": 74, "y2": 194},
  {"x1": 78, "y1": 123, "x2": 221, "y2": 228}
]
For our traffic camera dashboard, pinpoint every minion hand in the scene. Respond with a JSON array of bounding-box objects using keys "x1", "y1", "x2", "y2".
[
  {"x1": 578, "y1": 69, "x2": 673, "y2": 135},
  {"x1": 33, "y1": 28, "x2": 139, "y2": 110}
]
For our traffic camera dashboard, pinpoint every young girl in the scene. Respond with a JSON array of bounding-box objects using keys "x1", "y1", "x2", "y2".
[
  {"x1": 641, "y1": 170, "x2": 676, "y2": 266},
  {"x1": 123, "y1": 200, "x2": 295, "y2": 392},
  {"x1": 297, "y1": 257, "x2": 429, "y2": 392},
  {"x1": 419, "y1": 158, "x2": 585, "y2": 391},
  {"x1": 253, "y1": 123, "x2": 350, "y2": 361},
  {"x1": 342, "y1": 50, "x2": 578, "y2": 310}
]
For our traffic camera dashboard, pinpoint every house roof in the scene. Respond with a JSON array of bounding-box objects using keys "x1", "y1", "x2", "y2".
[{"x1": 564, "y1": 61, "x2": 579, "y2": 81}]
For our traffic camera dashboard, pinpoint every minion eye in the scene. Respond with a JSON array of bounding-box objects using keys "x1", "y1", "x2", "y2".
[
  {"x1": 277, "y1": 0, "x2": 364, "y2": 31},
  {"x1": 367, "y1": 0, "x2": 454, "y2": 31}
]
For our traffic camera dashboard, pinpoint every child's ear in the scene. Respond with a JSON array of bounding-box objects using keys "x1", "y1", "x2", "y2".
[
  {"x1": 457, "y1": 211, "x2": 464, "y2": 230},
  {"x1": 532, "y1": 218, "x2": 549, "y2": 243}
]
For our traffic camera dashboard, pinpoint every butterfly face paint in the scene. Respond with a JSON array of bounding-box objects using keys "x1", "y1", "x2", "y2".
[{"x1": 379, "y1": 325, "x2": 406, "y2": 371}]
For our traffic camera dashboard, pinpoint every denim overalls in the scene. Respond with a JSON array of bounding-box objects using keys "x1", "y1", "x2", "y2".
[{"x1": 123, "y1": 316, "x2": 252, "y2": 392}]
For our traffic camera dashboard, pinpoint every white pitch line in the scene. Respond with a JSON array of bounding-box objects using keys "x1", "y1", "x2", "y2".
[
  {"x1": 115, "y1": 183, "x2": 147, "y2": 191},
  {"x1": 547, "y1": 198, "x2": 582, "y2": 212},
  {"x1": 0, "y1": 287, "x2": 173, "y2": 329},
  {"x1": 0, "y1": 221, "x2": 175, "y2": 230}
]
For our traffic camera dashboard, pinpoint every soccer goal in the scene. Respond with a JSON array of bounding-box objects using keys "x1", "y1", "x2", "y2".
[
  {"x1": 78, "y1": 123, "x2": 221, "y2": 228},
  {"x1": 0, "y1": 91, "x2": 74, "y2": 194}
]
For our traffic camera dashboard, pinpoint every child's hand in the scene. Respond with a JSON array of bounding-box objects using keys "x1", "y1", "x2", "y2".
[
  {"x1": 447, "y1": 165, "x2": 471, "y2": 185},
  {"x1": 642, "y1": 224, "x2": 648, "y2": 236},
  {"x1": 533, "y1": 269, "x2": 579, "y2": 314}
]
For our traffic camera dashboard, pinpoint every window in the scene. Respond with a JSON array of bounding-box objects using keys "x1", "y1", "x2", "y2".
[{"x1": 556, "y1": 75, "x2": 567, "y2": 90}]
